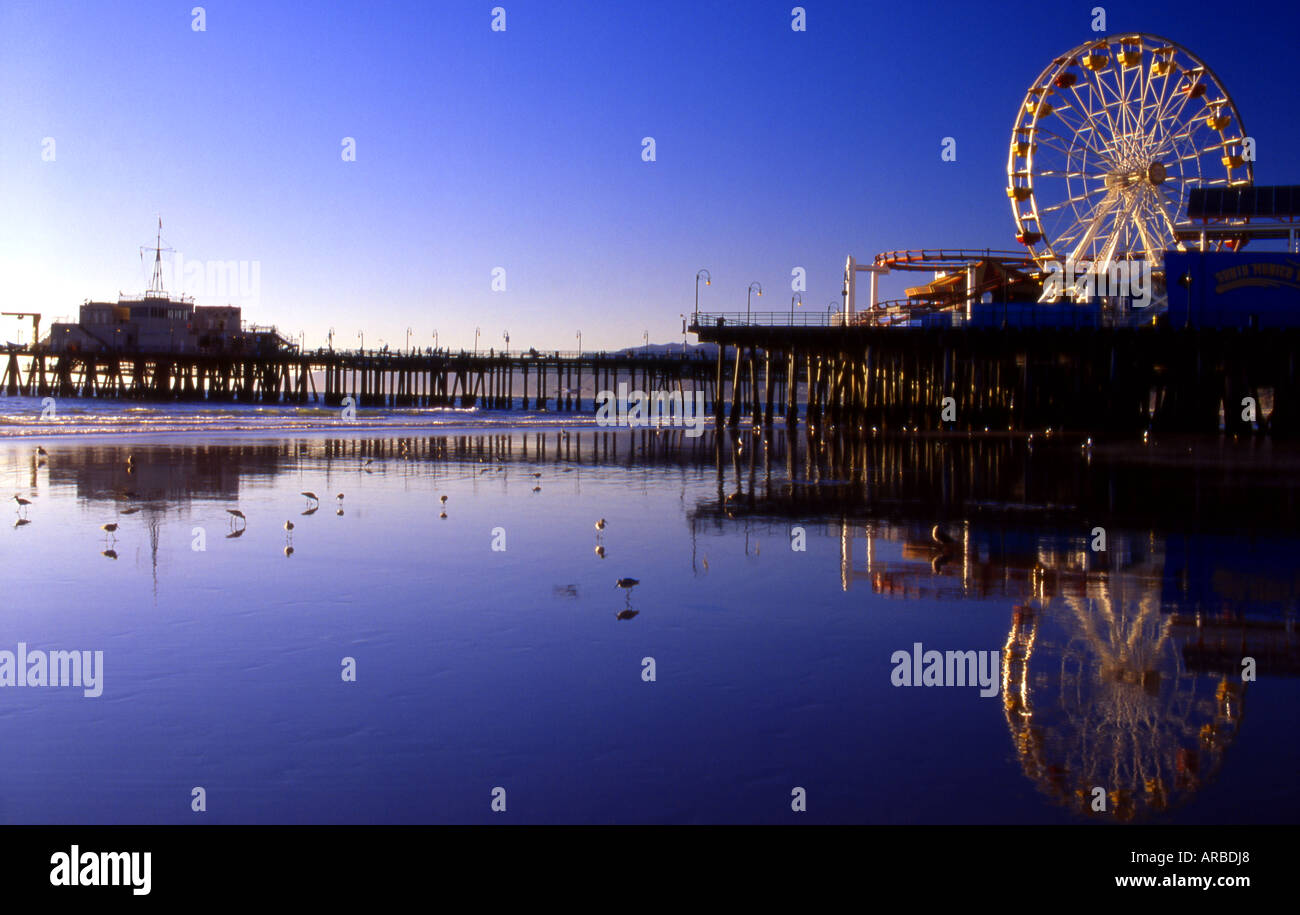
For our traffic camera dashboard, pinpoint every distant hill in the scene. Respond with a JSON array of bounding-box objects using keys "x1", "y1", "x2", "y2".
[{"x1": 613, "y1": 341, "x2": 718, "y2": 358}]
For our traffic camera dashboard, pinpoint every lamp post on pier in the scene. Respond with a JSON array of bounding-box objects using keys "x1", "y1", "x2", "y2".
[
  {"x1": 358, "y1": 330, "x2": 364, "y2": 352},
  {"x1": 576, "y1": 330, "x2": 582, "y2": 355},
  {"x1": 747, "y1": 281, "x2": 763, "y2": 323},
  {"x1": 790, "y1": 293, "x2": 802, "y2": 322},
  {"x1": 474, "y1": 326, "x2": 481, "y2": 356},
  {"x1": 694, "y1": 268, "x2": 711, "y2": 323},
  {"x1": 328, "y1": 327, "x2": 335, "y2": 351}
]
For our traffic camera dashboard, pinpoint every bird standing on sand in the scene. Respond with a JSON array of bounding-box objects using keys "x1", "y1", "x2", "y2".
[
  {"x1": 227, "y1": 508, "x2": 247, "y2": 530},
  {"x1": 13, "y1": 495, "x2": 31, "y2": 517},
  {"x1": 101, "y1": 523, "x2": 118, "y2": 542},
  {"x1": 284, "y1": 520, "x2": 295, "y2": 538},
  {"x1": 301, "y1": 491, "x2": 319, "y2": 507}
]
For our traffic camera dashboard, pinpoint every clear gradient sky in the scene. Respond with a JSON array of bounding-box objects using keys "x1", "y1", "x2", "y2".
[{"x1": 2, "y1": 0, "x2": 1297, "y2": 351}]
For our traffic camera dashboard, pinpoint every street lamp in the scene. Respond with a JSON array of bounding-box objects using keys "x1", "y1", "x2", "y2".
[
  {"x1": 328, "y1": 327, "x2": 335, "y2": 351},
  {"x1": 790, "y1": 293, "x2": 802, "y2": 322},
  {"x1": 503, "y1": 330, "x2": 510, "y2": 352},
  {"x1": 747, "y1": 281, "x2": 762, "y2": 322},
  {"x1": 694, "y1": 268, "x2": 711, "y2": 323},
  {"x1": 358, "y1": 330, "x2": 364, "y2": 351},
  {"x1": 474, "y1": 326, "x2": 481, "y2": 355},
  {"x1": 679, "y1": 314, "x2": 687, "y2": 352},
  {"x1": 433, "y1": 330, "x2": 438, "y2": 352},
  {"x1": 643, "y1": 329, "x2": 649, "y2": 351},
  {"x1": 576, "y1": 330, "x2": 582, "y2": 355},
  {"x1": 406, "y1": 327, "x2": 413, "y2": 353}
]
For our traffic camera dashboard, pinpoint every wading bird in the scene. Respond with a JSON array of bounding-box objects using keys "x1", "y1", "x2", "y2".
[
  {"x1": 439, "y1": 495, "x2": 448, "y2": 506},
  {"x1": 13, "y1": 495, "x2": 31, "y2": 517},
  {"x1": 595, "y1": 519, "x2": 606, "y2": 532},
  {"x1": 931, "y1": 525, "x2": 955, "y2": 547},
  {"x1": 301, "y1": 491, "x2": 319, "y2": 507},
  {"x1": 101, "y1": 522, "x2": 118, "y2": 541},
  {"x1": 227, "y1": 509, "x2": 247, "y2": 530},
  {"x1": 615, "y1": 578, "x2": 639, "y2": 590}
]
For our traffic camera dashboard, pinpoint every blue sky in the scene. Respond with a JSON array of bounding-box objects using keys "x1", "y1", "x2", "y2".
[{"x1": 1, "y1": 0, "x2": 1297, "y2": 350}]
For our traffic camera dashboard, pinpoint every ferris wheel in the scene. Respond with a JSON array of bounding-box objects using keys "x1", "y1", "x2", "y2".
[{"x1": 1007, "y1": 34, "x2": 1252, "y2": 280}]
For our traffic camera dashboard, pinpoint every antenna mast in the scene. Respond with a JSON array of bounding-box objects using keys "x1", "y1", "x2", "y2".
[{"x1": 142, "y1": 217, "x2": 172, "y2": 298}]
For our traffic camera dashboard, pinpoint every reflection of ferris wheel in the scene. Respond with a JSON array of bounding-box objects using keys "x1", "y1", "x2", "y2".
[
  {"x1": 1003, "y1": 595, "x2": 1242, "y2": 821},
  {"x1": 1008, "y1": 34, "x2": 1252, "y2": 277}
]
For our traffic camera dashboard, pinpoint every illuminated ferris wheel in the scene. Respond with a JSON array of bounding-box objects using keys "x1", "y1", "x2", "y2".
[{"x1": 1007, "y1": 34, "x2": 1252, "y2": 279}]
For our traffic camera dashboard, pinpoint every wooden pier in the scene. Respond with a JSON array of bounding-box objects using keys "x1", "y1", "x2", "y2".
[
  {"x1": 0, "y1": 347, "x2": 721, "y2": 413},
  {"x1": 690, "y1": 316, "x2": 1300, "y2": 437}
]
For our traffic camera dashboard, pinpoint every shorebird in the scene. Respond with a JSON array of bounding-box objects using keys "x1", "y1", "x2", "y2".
[
  {"x1": 336, "y1": 493, "x2": 344, "y2": 502},
  {"x1": 439, "y1": 495, "x2": 448, "y2": 506},
  {"x1": 227, "y1": 508, "x2": 246, "y2": 530},
  {"x1": 36, "y1": 446, "x2": 47, "y2": 457},
  {"x1": 101, "y1": 522, "x2": 119, "y2": 539},
  {"x1": 615, "y1": 577, "x2": 640, "y2": 590},
  {"x1": 595, "y1": 519, "x2": 606, "y2": 532},
  {"x1": 301, "y1": 491, "x2": 319, "y2": 507},
  {"x1": 13, "y1": 495, "x2": 31, "y2": 517},
  {"x1": 532, "y1": 472, "x2": 542, "y2": 479},
  {"x1": 284, "y1": 520, "x2": 295, "y2": 534}
]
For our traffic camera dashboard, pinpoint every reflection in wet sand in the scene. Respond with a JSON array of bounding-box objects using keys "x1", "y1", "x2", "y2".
[{"x1": 1, "y1": 428, "x2": 1296, "y2": 823}]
